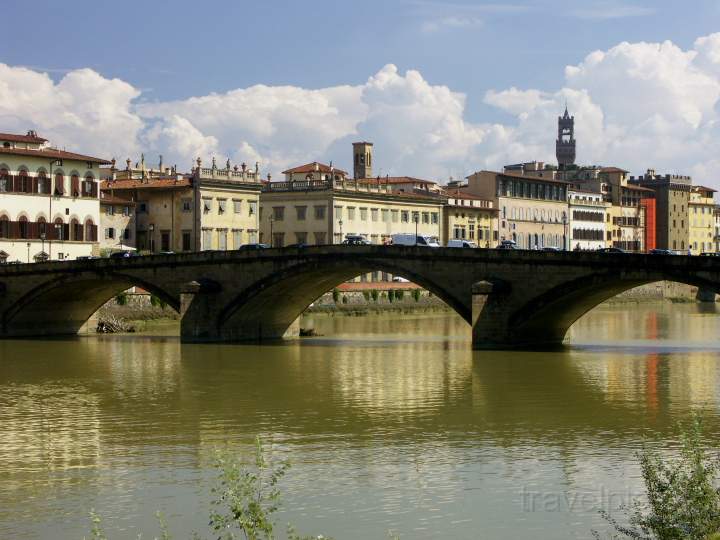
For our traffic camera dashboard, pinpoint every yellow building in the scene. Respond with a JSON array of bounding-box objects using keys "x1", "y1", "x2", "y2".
[
  {"x1": 260, "y1": 162, "x2": 444, "y2": 247},
  {"x1": 689, "y1": 185, "x2": 716, "y2": 254},
  {"x1": 102, "y1": 156, "x2": 262, "y2": 252},
  {"x1": 442, "y1": 183, "x2": 497, "y2": 247},
  {"x1": 98, "y1": 192, "x2": 135, "y2": 252}
]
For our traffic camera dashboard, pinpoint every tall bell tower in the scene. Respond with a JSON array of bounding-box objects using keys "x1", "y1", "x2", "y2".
[
  {"x1": 556, "y1": 105, "x2": 576, "y2": 168},
  {"x1": 353, "y1": 141, "x2": 373, "y2": 179}
]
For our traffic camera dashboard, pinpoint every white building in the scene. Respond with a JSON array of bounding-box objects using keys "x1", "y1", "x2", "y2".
[
  {"x1": 0, "y1": 131, "x2": 109, "y2": 262},
  {"x1": 568, "y1": 189, "x2": 609, "y2": 251}
]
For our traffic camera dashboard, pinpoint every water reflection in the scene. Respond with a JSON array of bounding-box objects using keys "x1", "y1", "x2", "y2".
[{"x1": 0, "y1": 305, "x2": 719, "y2": 539}]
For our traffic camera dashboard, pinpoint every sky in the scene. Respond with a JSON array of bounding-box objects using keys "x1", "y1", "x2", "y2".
[{"x1": 3, "y1": 0, "x2": 720, "y2": 186}]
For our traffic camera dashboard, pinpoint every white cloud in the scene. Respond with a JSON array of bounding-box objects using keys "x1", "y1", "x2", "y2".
[
  {"x1": 570, "y1": 2, "x2": 654, "y2": 20},
  {"x1": 5, "y1": 31, "x2": 720, "y2": 188}
]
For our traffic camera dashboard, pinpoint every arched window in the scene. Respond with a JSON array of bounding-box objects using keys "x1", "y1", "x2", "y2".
[
  {"x1": 54, "y1": 217, "x2": 65, "y2": 241},
  {"x1": 0, "y1": 215, "x2": 8, "y2": 238},
  {"x1": 18, "y1": 216, "x2": 28, "y2": 239},
  {"x1": 83, "y1": 175, "x2": 96, "y2": 197},
  {"x1": 18, "y1": 170, "x2": 29, "y2": 193},
  {"x1": 37, "y1": 170, "x2": 50, "y2": 194},
  {"x1": 84, "y1": 219, "x2": 97, "y2": 242},
  {"x1": 70, "y1": 218, "x2": 80, "y2": 241},
  {"x1": 0, "y1": 169, "x2": 8, "y2": 192},
  {"x1": 54, "y1": 173, "x2": 65, "y2": 195},
  {"x1": 37, "y1": 216, "x2": 47, "y2": 237},
  {"x1": 71, "y1": 174, "x2": 80, "y2": 197},
  {"x1": 534, "y1": 233, "x2": 539, "y2": 248}
]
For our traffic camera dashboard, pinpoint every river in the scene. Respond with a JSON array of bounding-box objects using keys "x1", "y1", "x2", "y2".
[{"x1": 1, "y1": 302, "x2": 719, "y2": 539}]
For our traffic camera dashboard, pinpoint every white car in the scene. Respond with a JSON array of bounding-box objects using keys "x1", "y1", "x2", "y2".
[
  {"x1": 447, "y1": 239, "x2": 477, "y2": 248},
  {"x1": 391, "y1": 233, "x2": 440, "y2": 247}
]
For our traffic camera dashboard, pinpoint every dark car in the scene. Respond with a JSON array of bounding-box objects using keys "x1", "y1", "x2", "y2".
[
  {"x1": 700, "y1": 252, "x2": 720, "y2": 257},
  {"x1": 285, "y1": 243, "x2": 308, "y2": 249},
  {"x1": 76, "y1": 255, "x2": 100, "y2": 260},
  {"x1": 343, "y1": 234, "x2": 370, "y2": 245},
  {"x1": 649, "y1": 249, "x2": 674, "y2": 255},
  {"x1": 496, "y1": 240, "x2": 518, "y2": 250},
  {"x1": 597, "y1": 247, "x2": 626, "y2": 254},
  {"x1": 109, "y1": 250, "x2": 139, "y2": 259},
  {"x1": 239, "y1": 243, "x2": 269, "y2": 250},
  {"x1": 542, "y1": 246, "x2": 561, "y2": 252}
]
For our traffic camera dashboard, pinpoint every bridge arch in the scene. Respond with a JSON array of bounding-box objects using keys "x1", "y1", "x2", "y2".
[
  {"x1": 187, "y1": 256, "x2": 469, "y2": 342},
  {"x1": 504, "y1": 270, "x2": 720, "y2": 347},
  {"x1": 1, "y1": 272, "x2": 179, "y2": 337}
]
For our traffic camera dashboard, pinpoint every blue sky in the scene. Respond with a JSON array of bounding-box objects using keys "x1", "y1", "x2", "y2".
[{"x1": 3, "y1": 0, "x2": 720, "y2": 184}]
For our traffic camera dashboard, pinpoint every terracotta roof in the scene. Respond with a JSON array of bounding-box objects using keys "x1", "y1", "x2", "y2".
[
  {"x1": 0, "y1": 132, "x2": 48, "y2": 144},
  {"x1": 568, "y1": 187, "x2": 603, "y2": 195},
  {"x1": 101, "y1": 177, "x2": 192, "y2": 190},
  {"x1": 623, "y1": 184, "x2": 654, "y2": 192},
  {"x1": 693, "y1": 185, "x2": 717, "y2": 193},
  {"x1": 358, "y1": 176, "x2": 437, "y2": 186},
  {"x1": 282, "y1": 162, "x2": 348, "y2": 175},
  {"x1": 599, "y1": 167, "x2": 629, "y2": 173},
  {"x1": 0, "y1": 146, "x2": 110, "y2": 164},
  {"x1": 445, "y1": 190, "x2": 492, "y2": 201},
  {"x1": 100, "y1": 194, "x2": 136, "y2": 205}
]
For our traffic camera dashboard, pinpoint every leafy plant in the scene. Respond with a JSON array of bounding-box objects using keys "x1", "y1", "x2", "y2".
[
  {"x1": 395, "y1": 290, "x2": 404, "y2": 301},
  {"x1": 332, "y1": 288, "x2": 340, "y2": 304},
  {"x1": 594, "y1": 416, "x2": 720, "y2": 539},
  {"x1": 341, "y1": 295, "x2": 348, "y2": 304},
  {"x1": 150, "y1": 295, "x2": 167, "y2": 309},
  {"x1": 362, "y1": 291, "x2": 370, "y2": 301},
  {"x1": 388, "y1": 290, "x2": 395, "y2": 303},
  {"x1": 115, "y1": 292, "x2": 128, "y2": 306},
  {"x1": 370, "y1": 289, "x2": 379, "y2": 302},
  {"x1": 411, "y1": 289, "x2": 421, "y2": 303}
]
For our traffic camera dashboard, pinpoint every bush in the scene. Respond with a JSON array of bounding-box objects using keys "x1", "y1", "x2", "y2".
[
  {"x1": 342, "y1": 295, "x2": 348, "y2": 304},
  {"x1": 395, "y1": 290, "x2": 404, "y2": 301},
  {"x1": 412, "y1": 289, "x2": 421, "y2": 302},
  {"x1": 595, "y1": 416, "x2": 720, "y2": 539},
  {"x1": 115, "y1": 292, "x2": 127, "y2": 306},
  {"x1": 388, "y1": 290, "x2": 395, "y2": 303},
  {"x1": 371, "y1": 289, "x2": 379, "y2": 302},
  {"x1": 150, "y1": 295, "x2": 167, "y2": 309},
  {"x1": 362, "y1": 290, "x2": 371, "y2": 301},
  {"x1": 332, "y1": 288, "x2": 340, "y2": 303}
]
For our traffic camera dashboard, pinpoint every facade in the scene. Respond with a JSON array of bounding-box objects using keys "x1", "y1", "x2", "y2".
[
  {"x1": 102, "y1": 157, "x2": 262, "y2": 253},
  {"x1": 715, "y1": 206, "x2": 720, "y2": 252},
  {"x1": 260, "y1": 168, "x2": 444, "y2": 248},
  {"x1": 629, "y1": 169, "x2": 692, "y2": 252},
  {"x1": 567, "y1": 189, "x2": 609, "y2": 251},
  {"x1": 556, "y1": 107, "x2": 576, "y2": 168},
  {"x1": 688, "y1": 185, "x2": 716, "y2": 254},
  {"x1": 0, "y1": 131, "x2": 107, "y2": 262},
  {"x1": 99, "y1": 193, "x2": 135, "y2": 251},
  {"x1": 465, "y1": 171, "x2": 569, "y2": 249},
  {"x1": 442, "y1": 185, "x2": 497, "y2": 247}
]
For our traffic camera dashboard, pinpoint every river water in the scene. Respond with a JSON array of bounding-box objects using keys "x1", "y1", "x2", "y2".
[{"x1": 1, "y1": 302, "x2": 719, "y2": 539}]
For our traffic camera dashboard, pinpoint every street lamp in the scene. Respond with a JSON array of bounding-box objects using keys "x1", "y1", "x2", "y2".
[
  {"x1": 268, "y1": 214, "x2": 274, "y2": 247},
  {"x1": 339, "y1": 219, "x2": 343, "y2": 243},
  {"x1": 26, "y1": 242, "x2": 30, "y2": 263},
  {"x1": 562, "y1": 213, "x2": 568, "y2": 251},
  {"x1": 413, "y1": 213, "x2": 419, "y2": 246},
  {"x1": 48, "y1": 158, "x2": 62, "y2": 259},
  {"x1": 149, "y1": 223, "x2": 155, "y2": 252},
  {"x1": 40, "y1": 232, "x2": 46, "y2": 259}
]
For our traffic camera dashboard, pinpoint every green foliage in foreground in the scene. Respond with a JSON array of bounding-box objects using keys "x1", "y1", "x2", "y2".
[{"x1": 594, "y1": 416, "x2": 720, "y2": 540}]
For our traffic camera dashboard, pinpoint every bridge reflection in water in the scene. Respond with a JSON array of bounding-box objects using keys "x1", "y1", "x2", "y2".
[
  {"x1": 1, "y1": 245, "x2": 719, "y2": 349},
  {"x1": 1, "y1": 305, "x2": 720, "y2": 539}
]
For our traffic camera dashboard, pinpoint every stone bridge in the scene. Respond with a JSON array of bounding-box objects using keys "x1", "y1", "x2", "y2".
[{"x1": 0, "y1": 246, "x2": 718, "y2": 349}]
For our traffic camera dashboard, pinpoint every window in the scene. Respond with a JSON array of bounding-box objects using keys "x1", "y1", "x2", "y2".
[
  {"x1": 314, "y1": 232, "x2": 326, "y2": 245},
  {"x1": 360, "y1": 207, "x2": 368, "y2": 221},
  {"x1": 247, "y1": 230, "x2": 258, "y2": 244},
  {"x1": 248, "y1": 201, "x2": 257, "y2": 216},
  {"x1": 272, "y1": 206, "x2": 284, "y2": 221},
  {"x1": 371, "y1": 208, "x2": 379, "y2": 222},
  {"x1": 202, "y1": 229, "x2": 213, "y2": 250},
  {"x1": 347, "y1": 207, "x2": 356, "y2": 220},
  {"x1": 182, "y1": 231, "x2": 192, "y2": 251},
  {"x1": 0, "y1": 170, "x2": 8, "y2": 192},
  {"x1": 422, "y1": 212, "x2": 429, "y2": 224},
  {"x1": 105, "y1": 227, "x2": 115, "y2": 240},
  {"x1": 314, "y1": 205, "x2": 326, "y2": 220},
  {"x1": 431, "y1": 212, "x2": 439, "y2": 224},
  {"x1": 296, "y1": 232, "x2": 307, "y2": 244},
  {"x1": 218, "y1": 199, "x2": 227, "y2": 214},
  {"x1": 401, "y1": 210, "x2": 409, "y2": 223},
  {"x1": 469, "y1": 223, "x2": 475, "y2": 239},
  {"x1": 54, "y1": 173, "x2": 64, "y2": 195},
  {"x1": 203, "y1": 199, "x2": 212, "y2": 214},
  {"x1": 233, "y1": 200, "x2": 242, "y2": 214},
  {"x1": 381, "y1": 209, "x2": 389, "y2": 222},
  {"x1": 272, "y1": 232, "x2": 285, "y2": 248},
  {"x1": 391, "y1": 210, "x2": 399, "y2": 223},
  {"x1": 412, "y1": 211, "x2": 420, "y2": 223},
  {"x1": 106, "y1": 205, "x2": 115, "y2": 216},
  {"x1": 161, "y1": 231, "x2": 170, "y2": 252},
  {"x1": 218, "y1": 229, "x2": 227, "y2": 250},
  {"x1": 123, "y1": 206, "x2": 131, "y2": 217},
  {"x1": 182, "y1": 198, "x2": 192, "y2": 213},
  {"x1": 233, "y1": 229, "x2": 242, "y2": 248},
  {"x1": 123, "y1": 228, "x2": 131, "y2": 240},
  {"x1": 138, "y1": 202, "x2": 148, "y2": 213},
  {"x1": 296, "y1": 206, "x2": 307, "y2": 220}
]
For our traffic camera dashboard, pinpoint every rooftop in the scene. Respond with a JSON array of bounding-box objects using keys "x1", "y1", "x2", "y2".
[
  {"x1": 0, "y1": 146, "x2": 111, "y2": 164},
  {"x1": 358, "y1": 176, "x2": 437, "y2": 185},
  {"x1": 101, "y1": 177, "x2": 192, "y2": 190},
  {"x1": 282, "y1": 162, "x2": 348, "y2": 175},
  {"x1": 599, "y1": 167, "x2": 629, "y2": 174},
  {"x1": 0, "y1": 131, "x2": 48, "y2": 144}
]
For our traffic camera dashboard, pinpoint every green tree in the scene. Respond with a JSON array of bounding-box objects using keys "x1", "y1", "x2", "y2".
[
  {"x1": 411, "y1": 289, "x2": 421, "y2": 303},
  {"x1": 370, "y1": 289, "x2": 379, "y2": 302},
  {"x1": 395, "y1": 290, "x2": 404, "y2": 301},
  {"x1": 332, "y1": 288, "x2": 340, "y2": 304},
  {"x1": 362, "y1": 290, "x2": 371, "y2": 301},
  {"x1": 115, "y1": 292, "x2": 127, "y2": 306},
  {"x1": 388, "y1": 290, "x2": 395, "y2": 303},
  {"x1": 595, "y1": 416, "x2": 720, "y2": 539},
  {"x1": 150, "y1": 295, "x2": 167, "y2": 309}
]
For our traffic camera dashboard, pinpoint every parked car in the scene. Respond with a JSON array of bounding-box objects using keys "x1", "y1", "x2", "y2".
[
  {"x1": 649, "y1": 249, "x2": 674, "y2": 255},
  {"x1": 285, "y1": 243, "x2": 308, "y2": 249},
  {"x1": 496, "y1": 240, "x2": 518, "y2": 250},
  {"x1": 542, "y1": 246, "x2": 561, "y2": 252},
  {"x1": 597, "y1": 247, "x2": 626, "y2": 253},
  {"x1": 447, "y1": 239, "x2": 477, "y2": 248},
  {"x1": 342, "y1": 234, "x2": 371, "y2": 245},
  {"x1": 239, "y1": 243, "x2": 269, "y2": 250},
  {"x1": 700, "y1": 252, "x2": 720, "y2": 257},
  {"x1": 391, "y1": 233, "x2": 440, "y2": 247},
  {"x1": 392, "y1": 276, "x2": 410, "y2": 283},
  {"x1": 76, "y1": 255, "x2": 100, "y2": 260},
  {"x1": 109, "y1": 250, "x2": 139, "y2": 259}
]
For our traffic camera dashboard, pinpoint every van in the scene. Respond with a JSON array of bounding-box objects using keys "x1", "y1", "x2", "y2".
[
  {"x1": 342, "y1": 234, "x2": 370, "y2": 245},
  {"x1": 447, "y1": 239, "x2": 477, "y2": 248},
  {"x1": 391, "y1": 233, "x2": 440, "y2": 247}
]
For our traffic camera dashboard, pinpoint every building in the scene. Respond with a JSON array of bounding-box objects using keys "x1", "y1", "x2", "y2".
[
  {"x1": 465, "y1": 170, "x2": 569, "y2": 249},
  {"x1": 567, "y1": 189, "x2": 609, "y2": 251},
  {"x1": 442, "y1": 182, "x2": 498, "y2": 247},
  {"x1": 714, "y1": 206, "x2": 720, "y2": 252},
  {"x1": 260, "y1": 162, "x2": 445, "y2": 248},
  {"x1": 629, "y1": 169, "x2": 692, "y2": 252},
  {"x1": 102, "y1": 156, "x2": 262, "y2": 253},
  {"x1": 689, "y1": 185, "x2": 716, "y2": 254},
  {"x1": 0, "y1": 130, "x2": 108, "y2": 262},
  {"x1": 556, "y1": 106, "x2": 576, "y2": 168},
  {"x1": 99, "y1": 192, "x2": 135, "y2": 252}
]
